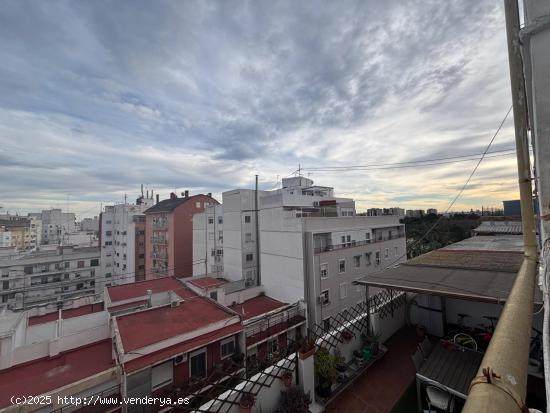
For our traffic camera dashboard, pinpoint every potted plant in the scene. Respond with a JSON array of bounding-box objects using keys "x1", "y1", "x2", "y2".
[
  {"x1": 315, "y1": 348, "x2": 337, "y2": 398},
  {"x1": 334, "y1": 350, "x2": 347, "y2": 373},
  {"x1": 274, "y1": 386, "x2": 311, "y2": 413},
  {"x1": 239, "y1": 392, "x2": 255, "y2": 413},
  {"x1": 353, "y1": 349, "x2": 363, "y2": 366},
  {"x1": 281, "y1": 370, "x2": 293, "y2": 387},
  {"x1": 369, "y1": 332, "x2": 381, "y2": 356},
  {"x1": 298, "y1": 336, "x2": 316, "y2": 360},
  {"x1": 341, "y1": 329, "x2": 354, "y2": 342}
]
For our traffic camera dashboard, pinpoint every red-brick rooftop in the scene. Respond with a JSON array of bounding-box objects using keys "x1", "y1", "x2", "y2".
[
  {"x1": 0, "y1": 340, "x2": 115, "y2": 408},
  {"x1": 28, "y1": 303, "x2": 105, "y2": 326},
  {"x1": 116, "y1": 296, "x2": 239, "y2": 352},
  {"x1": 188, "y1": 276, "x2": 227, "y2": 289},
  {"x1": 107, "y1": 277, "x2": 190, "y2": 302},
  {"x1": 229, "y1": 295, "x2": 287, "y2": 320}
]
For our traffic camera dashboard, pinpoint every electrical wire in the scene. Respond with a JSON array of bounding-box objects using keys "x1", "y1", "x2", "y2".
[{"x1": 369, "y1": 105, "x2": 513, "y2": 274}]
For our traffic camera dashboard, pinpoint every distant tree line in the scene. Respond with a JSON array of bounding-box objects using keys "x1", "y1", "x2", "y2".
[{"x1": 403, "y1": 213, "x2": 480, "y2": 258}]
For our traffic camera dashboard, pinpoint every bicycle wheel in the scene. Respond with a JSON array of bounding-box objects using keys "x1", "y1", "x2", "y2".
[{"x1": 453, "y1": 333, "x2": 478, "y2": 351}]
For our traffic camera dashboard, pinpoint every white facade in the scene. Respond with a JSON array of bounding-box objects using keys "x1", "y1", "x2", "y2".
[
  {"x1": 0, "y1": 245, "x2": 100, "y2": 311},
  {"x1": 0, "y1": 229, "x2": 12, "y2": 248},
  {"x1": 193, "y1": 204, "x2": 224, "y2": 276},
  {"x1": 30, "y1": 209, "x2": 76, "y2": 244},
  {"x1": 80, "y1": 216, "x2": 99, "y2": 232},
  {"x1": 98, "y1": 196, "x2": 154, "y2": 293}
]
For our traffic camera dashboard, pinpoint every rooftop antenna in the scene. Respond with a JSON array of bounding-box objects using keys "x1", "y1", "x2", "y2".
[
  {"x1": 298, "y1": 164, "x2": 301, "y2": 177},
  {"x1": 141, "y1": 184, "x2": 144, "y2": 197}
]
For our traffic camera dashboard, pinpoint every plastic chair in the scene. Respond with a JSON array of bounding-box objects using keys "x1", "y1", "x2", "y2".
[{"x1": 426, "y1": 385, "x2": 455, "y2": 412}]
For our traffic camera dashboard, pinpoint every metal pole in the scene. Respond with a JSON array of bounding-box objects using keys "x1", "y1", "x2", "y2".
[
  {"x1": 463, "y1": 1, "x2": 538, "y2": 411},
  {"x1": 255, "y1": 175, "x2": 261, "y2": 286}
]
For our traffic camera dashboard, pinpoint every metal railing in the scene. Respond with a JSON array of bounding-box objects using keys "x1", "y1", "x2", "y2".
[{"x1": 314, "y1": 234, "x2": 405, "y2": 254}]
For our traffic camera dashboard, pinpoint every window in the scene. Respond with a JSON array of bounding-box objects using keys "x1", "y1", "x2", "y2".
[
  {"x1": 341, "y1": 236, "x2": 345, "y2": 245},
  {"x1": 244, "y1": 215, "x2": 251, "y2": 223},
  {"x1": 346, "y1": 235, "x2": 351, "y2": 247},
  {"x1": 375, "y1": 251, "x2": 381, "y2": 265},
  {"x1": 365, "y1": 232, "x2": 371, "y2": 241},
  {"x1": 216, "y1": 249, "x2": 223, "y2": 256},
  {"x1": 320, "y1": 263, "x2": 328, "y2": 279},
  {"x1": 76, "y1": 283, "x2": 84, "y2": 290},
  {"x1": 64, "y1": 261, "x2": 70, "y2": 268},
  {"x1": 104, "y1": 241, "x2": 112, "y2": 246},
  {"x1": 340, "y1": 283, "x2": 348, "y2": 299},
  {"x1": 323, "y1": 318, "x2": 331, "y2": 331},
  {"x1": 384, "y1": 248, "x2": 389, "y2": 259},
  {"x1": 210, "y1": 291, "x2": 218, "y2": 301},
  {"x1": 152, "y1": 361, "x2": 173, "y2": 391},
  {"x1": 211, "y1": 250, "x2": 216, "y2": 257},
  {"x1": 105, "y1": 272, "x2": 112, "y2": 278},
  {"x1": 2, "y1": 281, "x2": 9, "y2": 290},
  {"x1": 105, "y1": 231, "x2": 112, "y2": 236},
  {"x1": 245, "y1": 233, "x2": 252, "y2": 242},
  {"x1": 106, "y1": 220, "x2": 112, "y2": 224},
  {"x1": 365, "y1": 252, "x2": 372, "y2": 265},
  {"x1": 246, "y1": 253, "x2": 253, "y2": 262},
  {"x1": 220, "y1": 337, "x2": 236, "y2": 358},
  {"x1": 218, "y1": 216, "x2": 223, "y2": 224},
  {"x1": 208, "y1": 217, "x2": 214, "y2": 224},
  {"x1": 190, "y1": 348, "x2": 207, "y2": 378},
  {"x1": 320, "y1": 290, "x2": 329, "y2": 306},
  {"x1": 195, "y1": 201, "x2": 201, "y2": 208},
  {"x1": 268, "y1": 338, "x2": 278, "y2": 354},
  {"x1": 218, "y1": 230, "x2": 223, "y2": 240},
  {"x1": 24, "y1": 266, "x2": 33, "y2": 275},
  {"x1": 338, "y1": 259, "x2": 346, "y2": 273},
  {"x1": 354, "y1": 255, "x2": 361, "y2": 267},
  {"x1": 90, "y1": 259, "x2": 99, "y2": 267},
  {"x1": 395, "y1": 246, "x2": 399, "y2": 257}
]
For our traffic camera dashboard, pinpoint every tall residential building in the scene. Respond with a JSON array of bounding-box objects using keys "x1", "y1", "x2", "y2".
[
  {"x1": 192, "y1": 177, "x2": 406, "y2": 325},
  {"x1": 0, "y1": 228, "x2": 12, "y2": 248},
  {"x1": 80, "y1": 216, "x2": 100, "y2": 232},
  {"x1": 29, "y1": 209, "x2": 76, "y2": 244},
  {"x1": 193, "y1": 203, "x2": 224, "y2": 276},
  {"x1": 0, "y1": 218, "x2": 32, "y2": 250},
  {"x1": 145, "y1": 192, "x2": 219, "y2": 279},
  {"x1": 98, "y1": 195, "x2": 154, "y2": 293},
  {"x1": 366, "y1": 207, "x2": 405, "y2": 217},
  {"x1": 0, "y1": 245, "x2": 100, "y2": 311}
]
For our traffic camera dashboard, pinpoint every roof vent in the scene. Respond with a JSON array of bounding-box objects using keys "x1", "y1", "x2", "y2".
[
  {"x1": 146, "y1": 289, "x2": 153, "y2": 307},
  {"x1": 184, "y1": 190, "x2": 189, "y2": 198},
  {"x1": 170, "y1": 192, "x2": 177, "y2": 200},
  {"x1": 171, "y1": 299, "x2": 180, "y2": 307}
]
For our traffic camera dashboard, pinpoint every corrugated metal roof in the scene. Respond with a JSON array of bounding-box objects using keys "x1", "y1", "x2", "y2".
[
  {"x1": 473, "y1": 221, "x2": 523, "y2": 235},
  {"x1": 409, "y1": 249, "x2": 523, "y2": 273}
]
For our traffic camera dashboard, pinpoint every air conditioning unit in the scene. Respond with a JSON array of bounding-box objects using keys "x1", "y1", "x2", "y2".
[{"x1": 173, "y1": 353, "x2": 187, "y2": 365}]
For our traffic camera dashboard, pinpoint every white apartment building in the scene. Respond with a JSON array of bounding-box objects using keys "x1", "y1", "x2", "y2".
[
  {"x1": 0, "y1": 245, "x2": 100, "y2": 311},
  {"x1": 193, "y1": 177, "x2": 405, "y2": 326},
  {"x1": 193, "y1": 203, "x2": 224, "y2": 276},
  {"x1": 29, "y1": 209, "x2": 76, "y2": 244},
  {"x1": 80, "y1": 216, "x2": 99, "y2": 232},
  {"x1": 28, "y1": 217, "x2": 42, "y2": 248},
  {"x1": 98, "y1": 195, "x2": 154, "y2": 294},
  {"x1": 0, "y1": 229, "x2": 12, "y2": 248}
]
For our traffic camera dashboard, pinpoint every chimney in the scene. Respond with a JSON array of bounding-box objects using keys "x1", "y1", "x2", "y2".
[
  {"x1": 184, "y1": 190, "x2": 189, "y2": 198},
  {"x1": 170, "y1": 192, "x2": 177, "y2": 200},
  {"x1": 181, "y1": 192, "x2": 185, "y2": 197},
  {"x1": 146, "y1": 289, "x2": 153, "y2": 307},
  {"x1": 156, "y1": 194, "x2": 160, "y2": 204},
  {"x1": 207, "y1": 192, "x2": 212, "y2": 198}
]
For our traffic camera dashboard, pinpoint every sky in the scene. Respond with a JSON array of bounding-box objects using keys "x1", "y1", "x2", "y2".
[{"x1": 0, "y1": 1, "x2": 521, "y2": 218}]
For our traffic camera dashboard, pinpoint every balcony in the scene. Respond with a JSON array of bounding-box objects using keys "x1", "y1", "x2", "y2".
[
  {"x1": 152, "y1": 221, "x2": 167, "y2": 230},
  {"x1": 314, "y1": 234, "x2": 405, "y2": 254},
  {"x1": 151, "y1": 251, "x2": 168, "y2": 259},
  {"x1": 151, "y1": 236, "x2": 167, "y2": 244},
  {"x1": 245, "y1": 305, "x2": 306, "y2": 348}
]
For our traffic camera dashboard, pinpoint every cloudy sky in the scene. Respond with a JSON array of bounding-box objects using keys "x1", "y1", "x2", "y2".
[{"x1": 0, "y1": 1, "x2": 520, "y2": 218}]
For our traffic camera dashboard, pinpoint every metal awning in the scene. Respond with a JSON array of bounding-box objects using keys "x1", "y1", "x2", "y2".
[{"x1": 355, "y1": 264, "x2": 543, "y2": 305}]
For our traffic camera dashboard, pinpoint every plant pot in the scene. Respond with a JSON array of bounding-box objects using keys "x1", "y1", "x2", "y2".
[
  {"x1": 370, "y1": 341, "x2": 379, "y2": 356},
  {"x1": 298, "y1": 347, "x2": 315, "y2": 360},
  {"x1": 336, "y1": 364, "x2": 347, "y2": 373},
  {"x1": 239, "y1": 393, "x2": 255, "y2": 413},
  {"x1": 282, "y1": 372, "x2": 293, "y2": 387},
  {"x1": 316, "y1": 380, "x2": 332, "y2": 398}
]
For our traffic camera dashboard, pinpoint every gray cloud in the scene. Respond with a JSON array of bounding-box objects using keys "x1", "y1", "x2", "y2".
[{"x1": 0, "y1": 0, "x2": 517, "y2": 216}]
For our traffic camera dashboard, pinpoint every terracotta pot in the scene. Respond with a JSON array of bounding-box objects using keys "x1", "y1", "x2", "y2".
[{"x1": 298, "y1": 347, "x2": 315, "y2": 360}]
